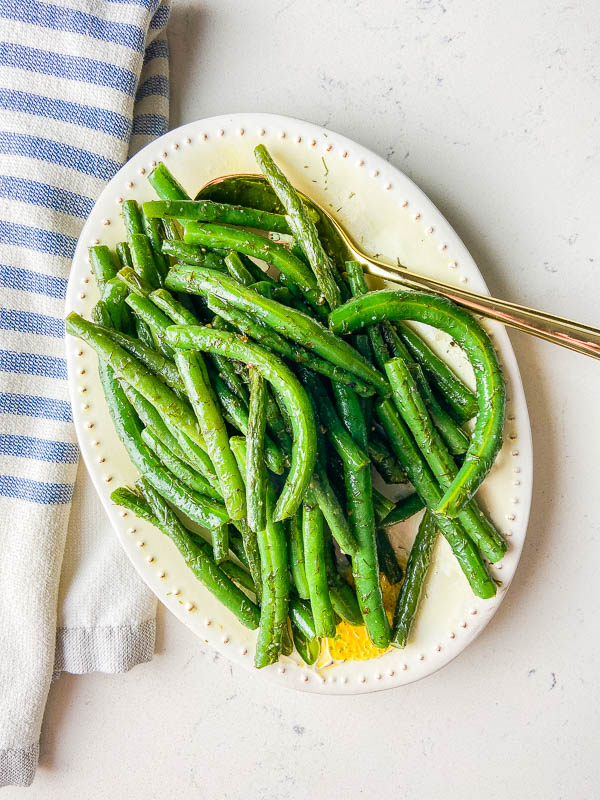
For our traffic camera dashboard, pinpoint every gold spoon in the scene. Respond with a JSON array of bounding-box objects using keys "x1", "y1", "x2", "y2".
[{"x1": 200, "y1": 174, "x2": 600, "y2": 360}]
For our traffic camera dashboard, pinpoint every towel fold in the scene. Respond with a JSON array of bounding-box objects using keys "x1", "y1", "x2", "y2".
[{"x1": 0, "y1": 0, "x2": 172, "y2": 787}]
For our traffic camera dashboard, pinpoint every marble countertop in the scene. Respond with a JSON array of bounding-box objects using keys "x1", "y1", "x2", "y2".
[{"x1": 10, "y1": 1, "x2": 600, "y2": 797}]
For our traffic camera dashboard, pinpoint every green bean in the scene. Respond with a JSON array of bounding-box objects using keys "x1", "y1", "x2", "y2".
[
  {"x1": 376, "y1": 398, "x2": 496, "y2": 598},
  {"x1": 380, "y1": 493, "x2": 425, "y2": 527},
  {"x1": 141, "y1": 211, "x2": 169, "y2": 282},
  {"x1": 330, "y1": 289, "x2": 506, "y2": 518},
  {"x1": 140, "y1": 427, "x2": 221, "y2": 500},
  {"x1": 134, "y1": 317, "x2": 155, "y2": 349},
  {"x1": 197, "y1": 175, "x2": 285, "y2": 212},
  {"x1": 230, "y1": 518, "x2": 262, "y2": 600},
  {"x1": 121, "y1": 383, "x2": 219, "y2": 489},
  {"x1": 125, "y1": 292, "x2": 174, "y2": 359},
  {"x1": 291, "y1": 623, "x2": 320, "y2": 665},
  {"x1": 122, "y1": 199, "x2": 144, "y2": 237},
  {"x1": 382, "y1": 323, "x2": 470, "y2": 455},
  {"x1": 368, "y1": 434, "x2": 407, "y2": 484},
  {"x1": 354, "y1": 333, "x2": 374, "y2": 428},
  {"x1": 289, "y1": 595, "x2": 317, "y2": 641},
  {"x1": 288, "y1": 508, "x2": 310, "y2": 599},
  {"x1": 211, "y1": 524, "x2": 229, "y2": 564},
  {"x1": 101, "y1": 278, "x2": 130, "y2": 332},
  {"x1": 144, "y1": 199, "x2": 295, "y2": 234},
  {"x1": 310, "y1": 460, "x2": 358, "y2": 556},
  {"x1": 302, "y1": 496, "x2": 336, "y2": 637},
  {"x1": 166, "y1": 326, "x2": 317, "y2": 522},
  {"x1": 230, "y1": 437, "x2": 289, "y2": 667},
  {"x1": 183, "y1": 222, "x2": 327, "y2": 314},
  {"x1": 129, "y1": 232, "x2": 161, "y2": 289},
  {"x1": 116, "y1": 265, "x2": 152, "y2": 297},
  {"x1": 300, "y1": 370, "x2": 369, "y2": 473},
  {"x1": 176, "y1": 350, "x2": 246, "y2": 521},
  {"x1": 66, "y1": 313, "x2": 209, "y2": 451},
  {"x1": 149, "y1": 288, "x2": 199, "y2": 325},
  {"x1": 392, "y1": 512, "x2": 438, "y2": 647},
  {"x1": 210, "y1": 370, "x2": 285, "y2": 475},
  {"x1": 206, "y1": 295, "x2": 375, "y2": 397},
  {"x1": 323, "y1": 537, "x2": 363, "y2": 626},
  {"x1": 161, "y1": 239, "x2": 227, "y2": 271},
  {"x1": 161, "y1": 217, "x2": 182, "y2": 242},
  {"x1": 224, "y1": 251, "x2": 255, "y2": 285},
  {"x1": 281, "y1": 620, "x2": 293, "y2": 656},
  {"x1": 165, "y1": 266, "x2": 390, "y2": 396},
  {"x1": 385, "y1": 357, "x2": 506, "y2": 562},
  {"x1": 255, "y1": 144, "x2": 341, "y2": 309},
  {"x1": 113, "y1": 482, "x2": 258, "y2": 629},
  {"x1": 246, "y1": 369, "x2": 268, "y2": 533},
  {"x1": 251, "y1": 280, "x2": 289, "y2": 300},
  {"x1": 116, "y1": 241, "x2": 133, "y2": 269},
  {"x1": 395, "y1": 323, "x2": 478, "y2": 422},
  {"x1": 89, "y1": 245, "x2": 117, "y2": 292},
  {"x1": 343, "y1": 435, "x2": 390, "y2": 648},
  {"x1": 373, "y1": 489, "x2": 396, "y2": 523},
  {"x1": 93, "y1": 359, "x2": 228, "y2": 529},
  {"x1": 148, "y1": 162, "x2": 190, "y2": 202},
  {"x1": 376, "y1": 528, "x2": 403, "y2": 585},
  {"x1": 218, "y1": 555, "x2": 256, "y2": 594}
]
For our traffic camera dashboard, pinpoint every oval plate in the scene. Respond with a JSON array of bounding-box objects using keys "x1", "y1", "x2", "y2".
[{"x1": 65, "y1": 113, "x2": 532, "y2": 694}]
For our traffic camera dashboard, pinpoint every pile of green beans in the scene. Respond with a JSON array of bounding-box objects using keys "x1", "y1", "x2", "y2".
[{"x1": 67, "y1": 145, "x2": 507, "y2": 667}]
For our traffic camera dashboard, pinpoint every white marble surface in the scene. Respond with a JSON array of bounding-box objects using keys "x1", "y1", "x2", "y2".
[{"x1": 10, "y1": 1, "x2": 600, "y2": 796}]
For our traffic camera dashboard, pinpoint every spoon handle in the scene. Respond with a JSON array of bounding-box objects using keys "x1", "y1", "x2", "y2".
[{"x1": 362, "y1": 259, "x2": 600, "y2": 360}]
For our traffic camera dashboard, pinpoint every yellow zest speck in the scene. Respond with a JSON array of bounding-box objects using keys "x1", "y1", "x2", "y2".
[{"x1": 326, "y1": 575, "x2": 401, "y2": 662}]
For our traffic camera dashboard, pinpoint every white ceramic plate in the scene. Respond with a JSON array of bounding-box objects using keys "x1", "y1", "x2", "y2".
[{"x1": 65, "y1": 113, "x2": 532, "y2": 694}]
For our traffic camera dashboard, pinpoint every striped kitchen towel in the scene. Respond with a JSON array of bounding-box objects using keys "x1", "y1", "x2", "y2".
[{"x1": 0, "y1": 0, "x2": 173, "y2": 787}]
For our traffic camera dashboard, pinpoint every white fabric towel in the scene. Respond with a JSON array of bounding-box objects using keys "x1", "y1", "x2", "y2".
[{"x1": 0, "y1": 0, "x2": 173, "y2": 787}]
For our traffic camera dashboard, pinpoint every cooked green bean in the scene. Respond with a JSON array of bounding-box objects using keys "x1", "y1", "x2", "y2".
[
  {"x1": 166, "y1": 325, "x2": 317, "y2": 522},
  {"x1": 113, "y1": 482, "x2": 258, "y2": 629},
  {"x1": 224, "y1": 251, "x2": 255, "y2": 286},
  {"x1": 210, "y1": 370, "x2": 285, "y2": 475},
  {"x1": 129, "y1": 232, "x2": 161, "y2": 289},
  {"x1": 395, "y1": 323, "x2": 478, "y2": 422},
  {"x1": 148, "y1": 162, "x2": 190, "y2": 202},
  {"x1": 161, "y1": 239, "x2": 227, "y2": 271},
  {"x1": 101, "y1": 278, "x2": 130, "y2": 332},
  {"x1": 309, "y1": 460, "x2": 358, "y2": 556},
  {"x1": 176, "y1": 350, "x2": 246, "y2": 521},
  {"x1": 66, "y1": 313, "x2": 209, "y2": 451},
  {"x1": 392, "y1": 511, "x2": 438, "y2": 647},
  {"x1": 116, "y1": 241, "x2": 133, "y2": 269},
  {"x1": 211, "y1": 525, "x2": 229, "y2": 564},
  {"x1": 149, "y1": 287, "x2": 199, "y2": 325},
  {"x1": 382, "y1": 322, "x2": 470, "y2": 455},
  {"x1": 92, "y1": 357, "x2": 228, "y2": 529},
  {"x1": 289, "y1": 595, "x2": 317, "y2": 641},
  {"x1": 183, "y1": 222, "x2": 327, "y2": 313},
  {"x1": 255, "y1": 144, "x2": 341, "y2": 309},
  {"x1": 140, "y1": 427, "x2": 220, "y2": 500},
  {"x1": 165, "y1": 265, "x2": 390, "y2": 396},
  {"x1": 125, "y1": 292, "x2": 174, "y2": 359},
  {"x1": 246, "y1": 369, "x2": 268, "y2": 533},
  {"x1": 368, "y1": 433, "x2": 407, "y2": 484},
  {"x1": 302, "y1": 496, "x2": 337, "y2": 638},
  {"x1": 291, "y1": 623, "x2": 320, "y2": 665},
  {"x1": 323, "y1": 536, "x2": 363, "y2": 626},
  {"x1": 231, "y1": 518, "x2": 262, "y2": 600},
  {"x1": 89, "y1": 245, "x2": 117, "y2": 292},
  {"x1": 376, "y1": 398, "x2": 496, "y2": 598},
  {"x1": 373, "y1": 489, "x2": 396, "y2": 524},
  {"x1": 230, "y1": 436, "x2": 289, "y2": 667},
  {"x1": 330, "y1": 290, "x2": 506, "y2": 518},
  {"x1": 122, "y1": 199, "x2": 144, "y2": 237},
  {"x1": 207, "y1": 295, "x2": 375, "y2": 397},
  {"x1": 376, "y1": 528, "x2": 403, "y2": 585},
  {"x1": 300, "y1": 370, "x2": 369, "y2": 473},
  {"x1": 121, "y1": 383, "x2": 219, "y2": 489},
  {"x1": 288, "y1": 507, "x2": 310, "y2": 599},
  {"x1": 144, "y1": 199, "x2": 295, "y2": 234},
  {"x1": 141, "y1": 211, "x2": 169, "y2": 282},
  {"x1": 380, "y1": 493, "x2": 426, "y2": 527}
]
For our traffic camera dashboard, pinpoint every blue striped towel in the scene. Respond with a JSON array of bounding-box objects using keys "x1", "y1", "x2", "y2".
[{"x1": 0, "y1": 0, "x2": 172, "y2": 787}]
